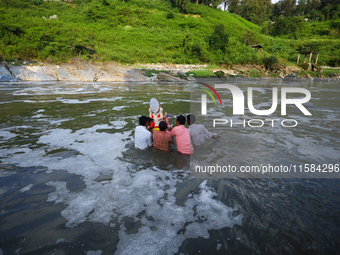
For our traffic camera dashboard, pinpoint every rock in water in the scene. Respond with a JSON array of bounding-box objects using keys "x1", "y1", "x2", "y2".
[
  {"x1": 6, "y1": 64, "x2": 24, "y2": 79},
  {"x1": 18, "y1": 69, "x2": 57, "y2": 81},
  {"x1": 157, "y1": 72, "x2": 182, "y2": 82},
  {"x1": 284, "y1": 73, "x2": 301, "y2": 80},
  {"x1": 56, "y1": 67, "x2": 95, "y2": 81},
  {"x1": 214, "y1": 70, "x2": 229, "y2": 78},
  {"x1": 177, "y1": 71, "x2": 187, "y2": 80},
  {"x1": 0, "y1": 65, "x2": 17, "y2": 82}
]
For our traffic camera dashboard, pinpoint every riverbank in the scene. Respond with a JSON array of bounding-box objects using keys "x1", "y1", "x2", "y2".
[{"x1": 0, "y1": 58, "x2": 339, "y2": 82}]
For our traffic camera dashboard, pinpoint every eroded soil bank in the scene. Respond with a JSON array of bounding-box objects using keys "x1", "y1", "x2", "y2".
[{"x1": 1, "y1": 58, "x2": 339, "y2": 82}]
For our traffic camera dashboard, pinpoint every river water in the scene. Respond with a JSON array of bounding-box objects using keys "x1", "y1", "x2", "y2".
[{"x1": 0, "y1": 79, "x2": 339, "y2": 255}]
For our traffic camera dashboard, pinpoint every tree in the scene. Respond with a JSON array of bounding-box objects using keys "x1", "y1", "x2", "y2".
[
  {"x1": 306, "y1": 0, "x2": 321, "y2": 14},
  {"x1": 171, "y1": 0, "x2": 190, "y2": 13},
  {"x1": 220, "y1": 0, "x2": 230, "y2": 11},
  {"x1": 270, "y1": 15, "x2": 305, "y2": 36},
  {"x1": 272, "y1": 1, "x2": 284, "y2": 18},
  {"x1": 295, "y1": 0, "x2": 307, "y2": 16},
  {"x1": 281, "y1": 0, "x2": 297, "y2": 16},
  {"x1": 322, "y1": 4, "x2": 332, "y2": 20},
  {"x1": 228, "y1": 0, "x2": 240, "y2": 14},
  {"x1": 271, "y1": 15, "x2": 290, "y2": 35},
  {"x1": 209, "y1": 24, "x2": 229, "y2": 53},
  {"x1": 240, "y1": 0, "x2": 272, "y2": 25},
  {"x1": 263, "y1": 55, "x2": 279, "y2": 71},
  {"x1": 194, "y1": 0, "x2": 224, "y2": 8}
]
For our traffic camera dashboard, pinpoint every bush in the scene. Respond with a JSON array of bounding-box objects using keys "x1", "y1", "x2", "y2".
[
  {"x1": 263, "y1": 55, "x2": 278, "y2": 70},
  {"x1": 209, "y1": 24, "x2": 229, "y2": 53},
  {"x1": 243, "y1": 30, "x2": 258, "y2": 46},
  {"x1": 167, "y1": 12, "x2": 174, "y2": 19},
  {"x1": 30, "y1": 0, "x2": 43, "y2": 6}
]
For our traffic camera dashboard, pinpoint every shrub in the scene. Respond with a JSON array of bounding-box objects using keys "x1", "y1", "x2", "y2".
[
  {"x1": 263, "y1": 55, "x2": 278, "y2": 70},
  {"x1": 30, "y1": 0, "x2": 43, "y2": 6},
  {"x1": 167, "y1": 12, "x2": 174, "y2": 19},
  {"x1": 209, "y1": 24, "x2": 229, "y2": 53},
  {"x1": 243, "y1": 30, "x2": 258, "y2": 46}
]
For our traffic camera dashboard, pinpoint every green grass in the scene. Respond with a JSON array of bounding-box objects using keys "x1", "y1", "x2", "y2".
[
  {"x1": 185, "y1": 70, "x2": 215, "y2": 78},
  {"x1": 306, "y1": 71, "x2": 319, "y2": 78},
  {"x1": 0, "y1": 0, "x2": 339, "y2": 66},
  {"x1": 247, "y1": 70, "x2": 263, "y2": 78},
  {"x1": 143, "y1": 69, "x2": 169, "y2": 77},
  {"x1": 322, "y1": 68, "x2": 340, "y2": 75}
]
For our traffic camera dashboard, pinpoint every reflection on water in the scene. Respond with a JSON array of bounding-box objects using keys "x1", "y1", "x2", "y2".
[{"x1": 0, "y1": 79, "x2": 339, "y2": 254}]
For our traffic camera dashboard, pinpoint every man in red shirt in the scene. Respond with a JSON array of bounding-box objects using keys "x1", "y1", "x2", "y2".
[
  {"x1": 153, "y1": 121, "x2": 174, "y2": 152},
  {"x1": 170, "y1": 115, "x2": 194, "y2": 155}
]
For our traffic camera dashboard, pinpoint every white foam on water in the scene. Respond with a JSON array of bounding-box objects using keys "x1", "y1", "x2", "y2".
[
  {"x1": 173, "y1": 99, "x2": 192, "y2": 103},
  {"x1": 86, "y1": 250, "x2": 103, "y2": 255},
  {"x1": 250, "y1": 87, "x2": 267, "y2": 94},
  {"x1": 112, "y1": 106, "x2": 127, "y2": 111},
  {"x1": 57, "y1": 99, "x2": 91, "y2": 104},
  {"x1": 55, "y1": 238, "x2": 66, "y2": 244},
  {"x1": 115, "y1": 180, "x2": 243, "y2": 255},
  {"x1": 49, "y1": 118, "x2": 74, "y2": 125},
  {"x1": 216, "y1": 243, "x2": 222, "y2": 250},
  {"x1": 56, "y1": 97, "x2": 123, "y2": 104},
  {"x1": 0, "y1": 125, "x2": 243, "y2": 254},
  {"x1": 110, "y1": 120, "x2": 127, "y2": 129},
  {"x1": 32, "y1": 114, "x2": 46, "y2": 118},
  {"x1": 94, "y1": 109, "x2": 108, "y2": 114},
  {"x1": 12, "y1": 84, "x2": 116, "y2": 96},
  {"x1": 0, "y1": 130, "x2": 17, "y2": 142},
  {"x1": 20, "y1": 184, "x2": 33, "y2": 193}
]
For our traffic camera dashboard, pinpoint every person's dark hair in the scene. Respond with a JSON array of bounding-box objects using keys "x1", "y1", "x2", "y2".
[
  {"x1": 187, "y1": 114, "x2": 196, "y2": 124},
  {"x1": 159, "y1": 121, "x2": 167, "y2": 131},
  {"x1": 139, "y1": 116, "x2": 148, "y2": 126},
  {"x1": 147, "y1": 117, "x2": 154, "y2": 122},
  {"x1": 177, "y1": 115, "x2": 186, "y2": 125}
]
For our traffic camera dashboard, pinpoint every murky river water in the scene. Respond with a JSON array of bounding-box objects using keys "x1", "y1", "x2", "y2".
[{"x1": 0, "y1": 79, "x2": 339, "y2": 255}]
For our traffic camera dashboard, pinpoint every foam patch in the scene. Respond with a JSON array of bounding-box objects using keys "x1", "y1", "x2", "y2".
[{"x1": 0, "y1": 125, "x2": 243, "y2": 254}]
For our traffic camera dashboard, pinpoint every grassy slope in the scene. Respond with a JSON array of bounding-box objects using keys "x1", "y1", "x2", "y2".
[{"x1": 0, "y1": 0, "x2": 339, "y2": 66}]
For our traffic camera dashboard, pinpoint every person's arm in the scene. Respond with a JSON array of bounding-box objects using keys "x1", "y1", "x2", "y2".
[
  {"x1": 147, "y1": 132, "x2": 153, "y2": 147},
  {"x1": 169, "y1": 133, "x2": 174, "y2": 144},
  {"x1": 203, "y1": 126, "x2": 213, "y2": 138},
  {"x1": 159, "y1": 107, "x2": 164, "y2": 119},
  {"x1": 170, "y1": 127, "x2": 175, "y2": 137},
  {"x1": 203, "y1": 126, "x2": 220, "y2": 139}
]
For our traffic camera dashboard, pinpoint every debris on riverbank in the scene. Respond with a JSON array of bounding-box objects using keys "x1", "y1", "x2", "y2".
[{"x1": 0, "y1": 58, "x2": 339, "y2": 82}]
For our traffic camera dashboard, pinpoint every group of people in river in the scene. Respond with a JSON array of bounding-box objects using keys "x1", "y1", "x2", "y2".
[{"x1": 134, "y1": 98, "x2": 219, "y2": 155}]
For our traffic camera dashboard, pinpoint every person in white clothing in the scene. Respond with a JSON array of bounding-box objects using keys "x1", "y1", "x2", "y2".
[
  {"x1": 187, "y1": 114, "x2": 220, "y2": 146},
  {"x1": 135, "y1": 116, "x2": 153, "y2": 150}
]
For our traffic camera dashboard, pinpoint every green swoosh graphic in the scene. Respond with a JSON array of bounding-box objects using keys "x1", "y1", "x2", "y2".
[{"x1": 198, "y1": 87, "x2": 217, "y2": 106}]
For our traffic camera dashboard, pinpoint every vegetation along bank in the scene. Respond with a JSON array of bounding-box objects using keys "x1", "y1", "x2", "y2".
[{"x1": 0, "y1": 0, "x2": 340, "y2": 80}]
